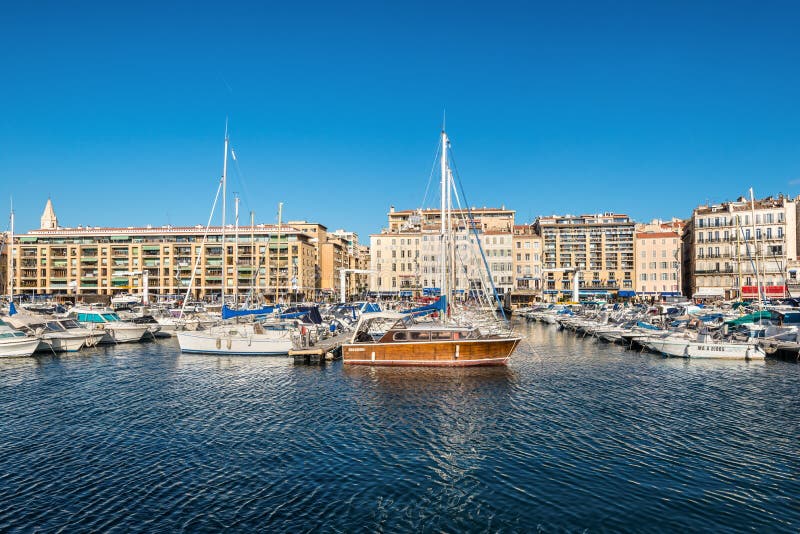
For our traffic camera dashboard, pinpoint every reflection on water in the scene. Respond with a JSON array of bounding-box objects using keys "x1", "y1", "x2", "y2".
[{"x1": 0, "y1": 320, "x2": 797, "y2": 532}]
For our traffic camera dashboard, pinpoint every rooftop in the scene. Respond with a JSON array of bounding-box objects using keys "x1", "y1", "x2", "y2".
[
  {"x1": 24, "y1": 224, "x2": 308, "y2": 237},
  {"x1": 693, "y1": 195, "x2": 797, "y2": 215},
  {"x1": 636, "y1": 232, "x2": 680, "y2": 239}
]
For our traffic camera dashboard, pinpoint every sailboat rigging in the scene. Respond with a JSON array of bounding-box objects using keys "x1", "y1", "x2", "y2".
[{"x1": 342, "y1": 126, "x2": 521, "y2": 366}]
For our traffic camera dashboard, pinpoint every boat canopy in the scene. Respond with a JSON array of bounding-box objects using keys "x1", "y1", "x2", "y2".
[
  {"x1": 692, "y1": 288, "x2": 725, "y2": 299},
  {"x1": 724, "y1": 311, "x2": 772, "y2": 326},
  {"x1": 771, "y1": 310, "x2": 800, "y2": 324}
]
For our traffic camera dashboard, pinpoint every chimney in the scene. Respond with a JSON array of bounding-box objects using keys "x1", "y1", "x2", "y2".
[{"x1": 390, "y1": 205, "x2": 395, "y2": 214}]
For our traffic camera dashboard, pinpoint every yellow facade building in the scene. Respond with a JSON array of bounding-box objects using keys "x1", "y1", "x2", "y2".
[{"x1": 5, "y1": 201, "x2": 366, "y2": 303}]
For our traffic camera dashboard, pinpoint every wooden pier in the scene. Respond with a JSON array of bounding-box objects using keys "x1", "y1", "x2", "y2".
[
  {"x1": 760, "y1": 340, "x2": 800, "y2": 361},
  {"x1": 290, "y1": 331, "x2": 351, "y2": 364}
]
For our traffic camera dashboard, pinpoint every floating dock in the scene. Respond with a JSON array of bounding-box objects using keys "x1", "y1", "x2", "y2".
[
  {"x1": 759, "y1": 340, "x2": 800, "y2": 361},
  {"x1": 290, "y1": 332, "x2": 351, "y2": 364}
]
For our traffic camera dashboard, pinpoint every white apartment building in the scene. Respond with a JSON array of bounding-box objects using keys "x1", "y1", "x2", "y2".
[
  {"x1": 369, "y1": 206, "x2": 515, "y2": 297},
  {"x1": 685, "y1": 195, "x2": 798, "y2": 300}
]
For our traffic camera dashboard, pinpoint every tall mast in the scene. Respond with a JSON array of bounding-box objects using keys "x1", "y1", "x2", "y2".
[
  {"x1": 234, "y1": 193, "x2": 239, "y2": 305},
  {"x1": 447, "y1": 168, "x2": 456, "y2": 303},
  {"x1": 736, "y1": 212, "x2": 742, "y2": 300},
  {"x1": 221, "y1": 124, "x2": 229, "y2": 303},
  {"x1": 439, "y1": 129, "x2": 448, "y2": 320},
  {"x1": 9, "y1": 200, "x2": 14, "y2": 303},
  {"x1": 276, "y1": 202, "x2": 283, "y2": 304},
  {"x1": 250, "y1": 210, "x2": 255, "y2": 298},
  {"x1": 749, "y1": 188, "x2": 764, "y2": 307}
]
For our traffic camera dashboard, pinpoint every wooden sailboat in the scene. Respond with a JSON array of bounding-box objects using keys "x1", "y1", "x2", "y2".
[{"x1": 342, "y1": 127, "x2": 521, "y2": 366}]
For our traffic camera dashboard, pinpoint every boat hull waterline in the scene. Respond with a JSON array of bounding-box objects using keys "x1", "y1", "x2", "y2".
[{"x1": 0, "y1": 338, "x2": 42, "y2": 358}]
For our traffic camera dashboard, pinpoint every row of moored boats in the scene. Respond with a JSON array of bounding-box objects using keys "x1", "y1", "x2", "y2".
[{"x1": 517, "y1": 301, "x2": 800, "y2": 360}]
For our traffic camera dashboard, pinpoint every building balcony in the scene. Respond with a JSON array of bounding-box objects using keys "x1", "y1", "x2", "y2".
[{"x1": 695, "y1": 267, "x2": 735, "y2": 274}]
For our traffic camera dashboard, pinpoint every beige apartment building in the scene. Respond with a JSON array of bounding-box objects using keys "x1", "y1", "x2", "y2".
[
  {"x1": 386, "y1": 205, "x2": 514, "y2": 233},
  {"x1": 635, "y1": 232, "x2": 681, "y2": 296},
  {"x1": 683, "y1": 195, "x2": 798, "y2": 300},
  {"x1": 5, "y1": 201, "x2": 368, "y2": 302},
  {"x1": 283, "y1": 221, "x2": 370, "y2": 300},
  {"x1": 534, "y1": 213, "x2": 635, "y2": 301},
  {"x1": 370, "y1": 206, "x2": 515, "y2": 297},
  {"x1": 511, "y1": 224, "x2": 543, "y2": 305}
]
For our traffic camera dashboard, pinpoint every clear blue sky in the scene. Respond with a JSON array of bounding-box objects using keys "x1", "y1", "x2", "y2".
[{"x1": 2, "y1": 1, "x2": 799, "y2": 239}]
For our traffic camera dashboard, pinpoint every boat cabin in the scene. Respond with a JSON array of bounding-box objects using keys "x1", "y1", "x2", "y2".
[
  {"x1": 351, "y1": 312, "x2": 478, "y2": 344},
  {"x1": 71, "y1": 309, "x2": 122, "y2": 324},
  {"x1": 0, "y1": 320, "x2": 28, "y2": 339}
]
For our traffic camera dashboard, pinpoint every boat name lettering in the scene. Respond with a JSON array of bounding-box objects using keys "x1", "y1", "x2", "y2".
[{"x1": 698, "y1": 345, "x2": 725, "y2": 352}]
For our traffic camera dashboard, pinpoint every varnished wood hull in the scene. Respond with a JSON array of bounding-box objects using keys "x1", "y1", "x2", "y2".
[{"x1": 342, "y1": 337, "x2": 521, "y2": 366}]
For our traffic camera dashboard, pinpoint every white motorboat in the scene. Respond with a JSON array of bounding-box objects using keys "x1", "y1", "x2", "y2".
[
  {"x1": 0, "y1": 320, "x2": 40, "y2": 358},
  {"x1": 69, "y1": 307, "x2": 149, "y2": 344},
  {"x1": 177, "y1": 321, "x2": 296, "y2": 355},
  {"x1": 110, "y1": 293, "x2": 142, "y2": 307},
  {"x1": 642, "y1": 331, "x2": 765, "y2": 360},
  {"x1": 37, "y1": 319, "x2": 104, "y2": 352}
]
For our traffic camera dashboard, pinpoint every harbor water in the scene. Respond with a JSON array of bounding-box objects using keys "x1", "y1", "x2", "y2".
[{"x1": 1, "y1": 320, "x2": 798, "y2": 532}]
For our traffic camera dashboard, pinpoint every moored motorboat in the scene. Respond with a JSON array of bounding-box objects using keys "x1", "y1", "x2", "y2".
[
  {"x1": 342, "y1": 311, "x2": 520, "y2": 366},
  {"x1": 69, "y1": 306, "x2": 149, "y2": 344},
  {"x1": 0, "y1": 320, "x2": 40, "y2": 358},
  {"x1": 642, "y1": 331, "x2": 765, "y2": 360}
]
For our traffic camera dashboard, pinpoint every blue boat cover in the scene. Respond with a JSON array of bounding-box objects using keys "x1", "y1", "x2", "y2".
[
  {"x1": 221, "y1": 304, "x2": 277, "y2": 320},
  {"x1": 280, "y1": 306, "x2": 323, "y2": 324},
  {"x1": 403, "y1": 296, "x2": 446, "y2": 317}
]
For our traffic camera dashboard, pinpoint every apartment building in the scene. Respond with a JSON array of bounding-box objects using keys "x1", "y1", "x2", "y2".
[
  {"x1": 370, "y1": 206, "x2": 515, "y2": 297},
  {"x1": 386, "y1": 205, "x2": 514, "y2": 233},
  {"x1": 4, "y1": 201, "x2": 362, "y2": 302},
  {"x1": 534, "y1": 213, "x2": 635, "y2": 301},
  {"x1": 683, "y1": 195, "x2": 798, "y2": 300},
  {"x1": 510, "y1": 224, "x2": 543, "y2": 305}
]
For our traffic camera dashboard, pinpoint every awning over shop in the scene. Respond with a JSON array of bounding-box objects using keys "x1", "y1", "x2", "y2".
[
  {"x1": 692, "y1": 287, "x2": 724, "y2": 299},
  {"x1": 741, "y1": 285, "x2": 786, "y2": 298},
  {"x1": 618, "y1": 290, "x2": 636, "y2": 297}
]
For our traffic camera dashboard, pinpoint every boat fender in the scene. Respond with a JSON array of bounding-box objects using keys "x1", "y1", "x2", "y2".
[
  {"x1": 216, "y1": 338, "x2": 221, "y2": 349},
  {"x1": 227, "y1": 338, "x2": 232, "y2": 350}
]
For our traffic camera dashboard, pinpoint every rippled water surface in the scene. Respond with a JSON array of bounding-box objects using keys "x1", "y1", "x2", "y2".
[{"x1": 1, "y1": 320, "x2": 798, "y2": 532}]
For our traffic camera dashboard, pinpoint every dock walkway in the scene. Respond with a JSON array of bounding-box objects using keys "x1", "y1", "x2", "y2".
[{"x1": 290, "y1": 331, "x2": 351, "y2": 364}]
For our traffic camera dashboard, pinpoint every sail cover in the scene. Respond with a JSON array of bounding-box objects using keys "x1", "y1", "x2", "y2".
[{"x1": 221, "y1": 304, "x2": 277, "y2": 320}]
